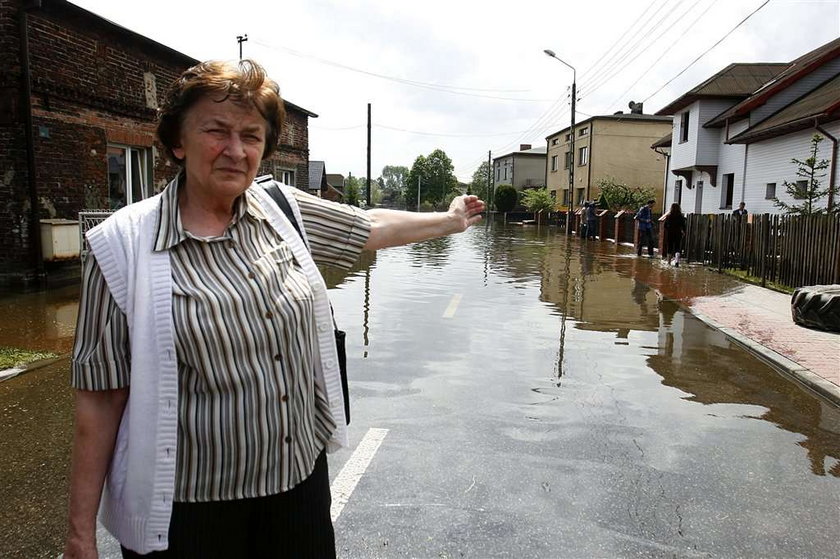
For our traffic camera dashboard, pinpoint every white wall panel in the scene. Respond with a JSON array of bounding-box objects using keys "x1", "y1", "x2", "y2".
[{"x1": 744, "y1": 121, "x2": 840, "y2": 214}]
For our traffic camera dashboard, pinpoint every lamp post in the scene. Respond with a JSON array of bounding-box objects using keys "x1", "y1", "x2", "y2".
[{"x1": 544, "y1": 49, "x2": 576, "y2": 235}]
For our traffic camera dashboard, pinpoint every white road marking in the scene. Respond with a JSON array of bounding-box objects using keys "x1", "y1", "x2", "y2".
[
  {"x1": 330, "y1": 427, "x2": 389, "y2": 522},
  {"x1": 442, "y1": 294, "x2": 463, "y2": 318}
]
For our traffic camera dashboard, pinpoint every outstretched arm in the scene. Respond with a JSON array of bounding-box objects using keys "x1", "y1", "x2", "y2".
[{"x1": 365, "y1": 195, "x2": 486, "y2": 250}]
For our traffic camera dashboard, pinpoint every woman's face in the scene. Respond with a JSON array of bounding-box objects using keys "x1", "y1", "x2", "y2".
[{"x1": 173, "y1": 95, "x2": 267, "y2": 201}]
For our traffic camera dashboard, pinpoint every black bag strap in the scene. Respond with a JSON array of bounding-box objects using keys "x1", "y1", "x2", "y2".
[
  {"x1": 261, "y1": 179, "x2": 351, "y2": 423},
  {"x1": 261, "y1": 180, "x2": 339, "y2": 331},
  {"x1": 261, "y1": 180, "x2": 306, "y2": 245}
]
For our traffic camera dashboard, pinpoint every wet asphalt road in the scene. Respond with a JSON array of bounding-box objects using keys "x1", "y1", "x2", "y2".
[{"x1": 1, "y1": 223, "x2": 839, "y2": 558}]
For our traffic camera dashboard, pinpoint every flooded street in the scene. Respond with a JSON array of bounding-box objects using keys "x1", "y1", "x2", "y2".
[{"x1": 2, "y1": 223, "x2": 839, "y2": 558}]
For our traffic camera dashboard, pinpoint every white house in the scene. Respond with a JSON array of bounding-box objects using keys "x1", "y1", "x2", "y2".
[{"x1": 654, "y1": 37, "x2": 840, "y2": 215}]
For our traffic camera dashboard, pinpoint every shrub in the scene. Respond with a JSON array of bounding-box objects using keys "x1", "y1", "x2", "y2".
[
  {"x1": 494, "y1": 184, "x2": 517, "y2": 213},
  {"x1": 521, "y1": 188, "x2": 555, "y2": 213}
]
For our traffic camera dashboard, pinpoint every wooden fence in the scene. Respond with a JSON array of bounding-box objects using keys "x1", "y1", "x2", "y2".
[{"x1": 682, "y1": 213, "x2": 840, "y2": 288}]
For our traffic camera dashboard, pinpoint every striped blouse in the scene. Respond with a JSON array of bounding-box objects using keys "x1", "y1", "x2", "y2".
[{"x1": 71, "y1": 176, "x2": 370, "y2": 502}]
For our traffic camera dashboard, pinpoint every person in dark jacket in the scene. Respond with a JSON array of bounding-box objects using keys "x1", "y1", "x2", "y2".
[
  {"x1": 584, "y1": 201, "x2": 598, "y2": 240},
  {"x1": 663, "y1": 203, "x2": 686, "y2": 266},
  {"x1": 634, "y1": 199, "x2": 656, "y2": 257}
]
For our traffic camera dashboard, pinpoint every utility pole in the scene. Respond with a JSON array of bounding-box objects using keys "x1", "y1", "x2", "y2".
[
  {"x1": 568, "y1": 81, "x2": 576, "y2": 235},
  {"x1": 237, "y1": 34, "x2": 248, "y2": 60},
  {"x1": 543, "y1": 49, "x2": 576, "y2": 235},
  {"x1": 487, "y1": 150, "x2": 492, "y2": 216},
  {"x1": 416, "y1": 176, "x2": 421, "y2": 212},
  {"x1": 366, "y1": 103, "x2": 372, "y2": 207}
]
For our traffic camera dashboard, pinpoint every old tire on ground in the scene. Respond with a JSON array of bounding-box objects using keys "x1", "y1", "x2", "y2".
[{"x1": 791, "y1": 284, "x2": 840, "y2": 332}]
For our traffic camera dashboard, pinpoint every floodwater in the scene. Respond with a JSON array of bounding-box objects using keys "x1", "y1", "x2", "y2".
[{"x1": 1, "y1": 222, "x2": 839, "y2": 558}]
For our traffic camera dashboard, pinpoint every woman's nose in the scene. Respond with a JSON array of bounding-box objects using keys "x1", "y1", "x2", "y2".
[{"x1": 223, "y1": 134, "x2": 246, "y2": 159}]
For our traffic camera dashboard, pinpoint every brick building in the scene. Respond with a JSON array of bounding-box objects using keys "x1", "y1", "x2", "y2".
[{"x1": 1, "y1": 0, "x2": 315, "y2": 285}]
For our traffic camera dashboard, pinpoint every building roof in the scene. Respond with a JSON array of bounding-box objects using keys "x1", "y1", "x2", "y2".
[
  {"x1": 727, "y1": 72, "x2": 840, "y2": 144},
  {"x1": 705, "y1": 38, "x2": 840, "y2": 128},
  {"x1": 651, "y1": 132, "x2": 672, "y2": 149},
  {"x1": 45, "y1": 0, "x2": 198, "y2": 65},
  {"x1": 545, "y1": 113, "x2": 672, "y2": 139},
  {"x1": 325, "y1": 173, "x2": 344, "y2": 188},
  {"x1": 493, "y1": 146, "x2": 547, "y2": 161},
  {"x1": 654, "y1": 63, "x2": 789, "y2": 116}
]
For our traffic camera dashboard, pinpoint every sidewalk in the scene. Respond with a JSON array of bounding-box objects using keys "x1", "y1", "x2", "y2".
[{"x1": 683, "y1": 280, "x2": 840, "y2": 406}]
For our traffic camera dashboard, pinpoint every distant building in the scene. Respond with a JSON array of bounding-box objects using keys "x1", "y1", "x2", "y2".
[
  {"x1": 545, "y1": 108, "x2": 672, "y2": 208},
  {"x1": 309, "y1": 161, "x2": 344, "y2": 201},
  {"x1": 493, "y1": 144, "x2": 547, "y2": 191},
  {"x1": 654, "y1": 37, "x2": 840, "y2": 214},
  {"x1": 0, "y1": 0, "x2": 316, "y2": 284}
]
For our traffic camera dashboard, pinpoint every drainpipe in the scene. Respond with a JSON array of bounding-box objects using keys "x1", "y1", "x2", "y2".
[
  {"x1": 654, "y1": 146, "x2": 670, "y2": 213},
  {"x1": 815, "y1": 120, "x2": 837, "y2": 211},
  {"x1": 19, "y1": 0, "x2": 45, "y2": 282},
  {"x1": 741, "y1": 144, "x2": 749, "y2": 207}
]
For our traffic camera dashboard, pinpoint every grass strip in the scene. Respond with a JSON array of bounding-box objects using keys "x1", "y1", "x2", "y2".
[
  {"x1": 0, "y1": 347, "x2": 59, "y2": 370},
  {"x1": 722, "y1": 269, "x2": 795, "y2": 295}
]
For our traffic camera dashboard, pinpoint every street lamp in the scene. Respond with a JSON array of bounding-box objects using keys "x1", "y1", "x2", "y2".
[{"x1": 544, "y1": 49, "x2": 576, "y2": 235}]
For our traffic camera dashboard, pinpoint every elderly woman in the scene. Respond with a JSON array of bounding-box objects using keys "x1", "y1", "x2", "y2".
[{"x1": 63, "y1": 59, "x2": 484, "y2": 559}]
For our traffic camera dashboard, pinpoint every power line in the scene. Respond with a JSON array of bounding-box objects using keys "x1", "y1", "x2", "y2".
[
  {"x1": 312, "y1": 123, "x2": 536, "y2": 138},
  {"x1": 582, "y1": 0, "x2": 694, "y2": 98},
  {"x1": 579, "y1": 0, "x2": 662, "y2": 81},
  {"x1": 603, "y1": 0, "x2": 718, "y2": 112},
  {"x1": 642, "y1": 0, "x2": 772, "y2": 103},
  {"x1": 251, "y1": 38, "x2": 555, "y2": 102}
]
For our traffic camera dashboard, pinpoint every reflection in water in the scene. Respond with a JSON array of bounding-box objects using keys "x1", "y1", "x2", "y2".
[
  {"x1": 409, "y1": 236, "x2": 452, "y2": 268},
  {"x1": 513, "y1": 225, "x2": 840, "y2": 479},
  {"x1": 650, "y1": 299, "x2": 840, "y2": 477},
  {"x1": 0, "y1": 284, "x2": 80, "y2": 354}
]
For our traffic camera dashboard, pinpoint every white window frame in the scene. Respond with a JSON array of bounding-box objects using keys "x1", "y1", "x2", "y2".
[
  {"x1": 765, "y1": 182, "x2": 776, "y2": 199},
  {"x1": 279, "y1": 169, "x2": 296, "y2": 186},
  {"x1": 550, "y1": 155, "x2": 558, "y2": 172},
  {"x1": 107, "y1": 144, "x2": 152, "y2": 209},
  {"x1": 578, "y1": 146, "x2": 589, "y2": 166}
]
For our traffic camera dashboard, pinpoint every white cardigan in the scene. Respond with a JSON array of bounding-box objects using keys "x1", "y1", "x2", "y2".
[{"x1": 86, "y1": 183, "x2": 347, "y2": 554}]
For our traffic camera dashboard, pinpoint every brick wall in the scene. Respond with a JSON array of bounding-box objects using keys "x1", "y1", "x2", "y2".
[
  {"x1": 258, "y1": 106, "x2": 311, "y2": 191},
  {"x1": 0, "y1": 0, "x2": 313, "y2": 281},
  {"x1": 0, "y1": 0, "x2": 195, "y2": 279}
]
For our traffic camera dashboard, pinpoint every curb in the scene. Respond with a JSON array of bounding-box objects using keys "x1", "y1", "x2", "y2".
[
  {"x1": 0, "y1": 354, "x2": 67, "y2": 383},
  {"x1": 689, "y1": 308, "x2": 840, "y2": 408}
]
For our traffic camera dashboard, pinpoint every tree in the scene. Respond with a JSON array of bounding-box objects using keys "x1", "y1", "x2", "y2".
[
  {"x1": 494, "y1": 184, "x2": 517, "y2": 213},
  {"x1": 424, "y1": 148, "x2": 459, "y2": 205},
  {"x1": 406, "y1": 149, "x2": 459, "y2": 210},
  {"x1": 378, "y1": 165, "x2": 408, "y2": 208},
  {"x1": 406, "y1": 155, "x2": 428, "y2": 210},
  {"x1": 774, "y1": 134, "x2": 834, "y2": 215},
  {"x1": 469, "y1": 161, "x2": 492, "y2": 202},
  {"x1": 521, "y1": 188, "x2": 555, "y2": 213},
  {"x1": 596, "y1": 177, "x2": 655, "y2": 211},
  {"x1": 344, "y1": 176, "x2": 362, "y2": 207}
]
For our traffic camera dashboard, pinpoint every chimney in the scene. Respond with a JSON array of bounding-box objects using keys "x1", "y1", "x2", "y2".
[
  {"x1": 519, "y1": 144, "x2": 532, "y2": 151},
  {"x1": 628, "y1": 101, "x2": 643, "y2": 114}
]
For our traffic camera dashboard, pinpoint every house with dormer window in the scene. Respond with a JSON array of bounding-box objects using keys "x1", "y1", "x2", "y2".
[{"x1": 654, "y1": 37, "x2": 840, "y2": 214}]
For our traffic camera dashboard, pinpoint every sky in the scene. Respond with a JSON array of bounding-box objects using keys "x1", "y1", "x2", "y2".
[{"x1": 70, "y1": 0, "x2": 840, "y2": 183}]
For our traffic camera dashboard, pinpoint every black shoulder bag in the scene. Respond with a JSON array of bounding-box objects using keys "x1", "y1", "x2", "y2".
[{"x1": 260, "y1": 181, "x2": 351, "y2": 424}]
